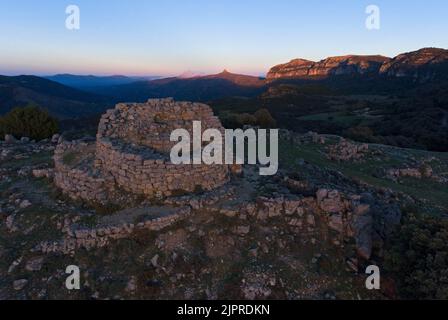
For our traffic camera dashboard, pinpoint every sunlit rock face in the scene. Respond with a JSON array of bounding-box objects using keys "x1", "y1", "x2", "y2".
[
  {"x1": 266, "y1": 55, "x2": 390, "y2": 81},
  {"x1": 379, "y1": 48, "x2": 448, "y2": 80},
  {"x1": 267, "y1": 48, "x2": 448, "y2": 82}
]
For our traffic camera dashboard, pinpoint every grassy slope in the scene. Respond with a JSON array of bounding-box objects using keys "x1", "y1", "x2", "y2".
[{"x1": 279, "y1": 137, "x2": 448, "y2": 214}]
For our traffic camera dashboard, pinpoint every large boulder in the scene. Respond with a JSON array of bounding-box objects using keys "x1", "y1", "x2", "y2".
[
  {"x1": 352, "y1": 210, "x2": 373, "y2": 260},
  {"x1": 51, "y1": 134, "x2": 61, "y2": 144},
  {"x1": 316, "y1": 189, "x2": 346, "y2": 213},
  {"x1": 351, "y1": 193, "x2": 401, "y2": 260}
]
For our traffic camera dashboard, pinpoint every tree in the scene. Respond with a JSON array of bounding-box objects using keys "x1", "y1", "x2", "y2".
[
  {"x1": 0, "y1": 105, "x2": 59, "y2": 141},
  {"x1": 254, "y1": 108, "x2": 276, "y2": 128},
  {"x1": 344, "y1": 126, "x2": 374, "y2": 142},
  {"x1": 235, "y1": 113, "x2": 257, "y2": 127},
  {"x1": 385, "y1": 213, "x2": 448, "y2": 299}
]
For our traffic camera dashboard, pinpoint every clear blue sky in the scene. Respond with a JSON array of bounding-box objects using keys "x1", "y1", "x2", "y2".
[{"x1": 0, "y1": 0, "x2": 447, "y2": 76}]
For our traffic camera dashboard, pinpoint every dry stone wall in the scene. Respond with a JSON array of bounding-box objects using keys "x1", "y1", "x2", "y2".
[
  {"x1": 36, "y1": 206, "x2": 192, "y2": 254},
  {"x1": 97, "y1": 98, "x2": 223, "y2": 154},
  {"x1": 54, "y1": 99, "x2": 230, "y2": 203},
  {"x1": 54, "y1": 141, "x2": 111, "y2": 204}
]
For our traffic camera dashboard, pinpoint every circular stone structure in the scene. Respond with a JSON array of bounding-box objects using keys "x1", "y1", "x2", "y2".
[{"x1": 54, "y1": 98, "x2": 230, "y2": 203}]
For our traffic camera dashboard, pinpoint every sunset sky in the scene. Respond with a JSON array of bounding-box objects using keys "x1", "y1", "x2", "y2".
[{"x1": 1, "y1": 0, "x2": 447, "y2": 77}]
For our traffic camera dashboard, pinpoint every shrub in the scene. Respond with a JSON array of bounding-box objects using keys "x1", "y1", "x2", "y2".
[
  {"x1": 0, "y1": 105, "x2": 59, "y2": 141},
  {"x1": 220, "y1": 109, "x2": 276, "y2": 129},
  {"x1": 384, "y1": 212, "x2": 448, "y2": 299},
  {"x1": 254, "y1": 108, "x2": 276, "y2": 128},
  {"x1": 235, "y1": 113, "x2": 257, "y2": 127},
  {"x1": 344, "y1": 126, "x2": 374, "y2": 142}
]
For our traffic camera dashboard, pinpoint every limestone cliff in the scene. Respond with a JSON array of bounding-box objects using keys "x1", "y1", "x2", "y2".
[
  {"x1": 267, "y1": 55, "x2": 390, "y2": 81},
  {"x1": 267, "y1": 48, "x2": 448, "y2": 82},
  {"x1": 379, "y1": 47, "x2": 448, "y2": 80}
]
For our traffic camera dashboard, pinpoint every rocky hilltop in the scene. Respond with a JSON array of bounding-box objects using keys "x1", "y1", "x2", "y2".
[
  {"x1": 267, "y1": 55, "x2": 389, "y2": 81},
  {"x1": 2, "y1": 126, "x2": 447, "y2": 299},
  {"x1": 54, "y1": 98, "x2": 230, "y2": 203},
  {"x1": 379, "y1": 47, "x2": 448, "y2": 79},
  {"x1": 267, "y1": 48, "x2": 448, "y2": 82},
  {"x1": 201, "y1": 69, "x2": 265, "y2": 87}
]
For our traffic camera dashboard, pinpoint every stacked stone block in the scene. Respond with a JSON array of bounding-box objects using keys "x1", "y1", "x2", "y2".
[{"x1": 54, "y1": 98, "x2": 230, "y2": 203}]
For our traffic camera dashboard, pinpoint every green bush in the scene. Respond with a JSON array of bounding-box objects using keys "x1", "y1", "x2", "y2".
[
  {"x1": 384, "y1": 213, "x2": 448, "y2": 299},
  {"x1": 220, "y1": 109, "x2": 276, "y2": 129},
  {"x1": 254, "y1": 108, "x2": 277, "y2": 128},
  {"x1": 344, "y1": 125, "x2": 374, "y2": 141},
  {"x1": 0, "y1": 105, "x2": 59, "y2": 141},
  {"x1": 235, "y1": 113, "x2": 257, "y2": 127}
]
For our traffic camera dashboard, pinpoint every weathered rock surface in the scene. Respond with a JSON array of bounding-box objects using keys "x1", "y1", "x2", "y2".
[
  {"x1": 267, "y1": 55, "x2": 390, "y2": 81},
  {"x1": 327, "y1": 139, "x2": 369, "y2": 162},
  {"x1": 13, "y1": 279, "x2": 28, "y2": 291},
  {"x1": 4, "y1": 134, "x2": 17, "y2": 144},
  {"x1": 267, "y1": 48, "x2": 448, "y2": 82},
  {"x1": 25, "y1": 257, "x2": 44, "y2": 272},
  {"x1": 379, "y1": 47, "x2": 448, "y2": 80},
  {"x1": 351, "y1": 193, "x2": 401, "y2": 260}
]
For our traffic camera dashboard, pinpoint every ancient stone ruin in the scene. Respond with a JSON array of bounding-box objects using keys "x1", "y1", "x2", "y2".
[
  {"x1": 54, "y1": 98, "x2": 230, "y2": 204},
  {"x1": 326, "y1": 138, "x2": 369, "y2": 162}
]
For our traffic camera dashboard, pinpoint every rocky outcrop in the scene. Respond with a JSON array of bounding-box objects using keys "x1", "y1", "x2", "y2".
[
  {"x1": 4, "y1": 134, "x2": 17, "y2": 144},
  {"x1": 267, "y1": 59, "x2": 315, "y2": 80},
  {"x1": 351, "y1": 193, "x2": 401, "y2": 260},
  {"x1": 36, "y1": 206, "x2": 192, "y2": 254},
  {"x1": 386, "y1": 164, "x2": 447, "y2": 183},
  {"x1": 315, "y1": 190, "x2": 401, "y2": 260},
  {"x1": 267, "y1": 55, "x2": 390, "y2": 81},
  {"x1": 266, "y1": 48, "x2": 448, "y2": 82},
  {"x1": 326, "y1": 138, "x2": 369, "y2": 162},
  {"x1": 379, "y1": 48, "x2": 448, "y2": 80}
]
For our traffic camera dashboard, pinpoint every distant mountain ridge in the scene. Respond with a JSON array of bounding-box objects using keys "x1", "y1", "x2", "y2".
[
  {"x1": 93, "y1": 48, "x2": 448, "y2": 102},
  {"x1": 267, "y1": 55, "x2": 389, "y2": 81},
  {"x1": 149, "y1": 70, "x2": 265, "y2": 86},
  {"x1": 201, "y1": 70, "x2": 265, "y2": 87},
  {"x1": 379, "y1": 48, "x2": 448, "y2": 80},
  {"x1": 177, "y1": 71, "x2": 206, "y2": 79},
  {"x1": 42, "y1": 48, "x2": 448, "y2": 103},
  {"x1": 45, "y1": 74, "x2": 160, "y2": 90},
  {"x1": 0, "y1": 75, "x2": 111, "y2": 119},
  {"x1": 267, "y1": 48, "x2": 448, "y2": 82},
  {"x1": 1, "y1": 47, "x2": 447, "y2": 120},
  {"x1": 94, "y1": 70, "x2": 266, "y2": 102}
]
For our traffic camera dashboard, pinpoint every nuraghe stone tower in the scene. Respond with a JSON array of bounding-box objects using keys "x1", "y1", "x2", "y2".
[{"x1": 54, "y1": 98, "x2": 230, "y2": 204}]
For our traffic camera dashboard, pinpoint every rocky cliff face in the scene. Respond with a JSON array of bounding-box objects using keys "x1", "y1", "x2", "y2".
[
  {"x1": 267, "y1": 48, "x2": 448, "y2": 82},
  {"x1": 379, "y1": 48, "x2": 448, "y2": 80},
  {"x1": 267, "y1": 55, "x2": 390, "y2": 81},
  {"x1": 267, "y1": 58, "x2": 315, "y2": 80},
  {"x1": 309, "y1": 55, "x2": 389, "y2": 77}
]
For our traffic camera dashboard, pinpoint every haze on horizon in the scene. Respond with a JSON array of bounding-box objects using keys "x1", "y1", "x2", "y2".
[{"x1": 1, "y1": 0, "x2": 447, "y2": 77}]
